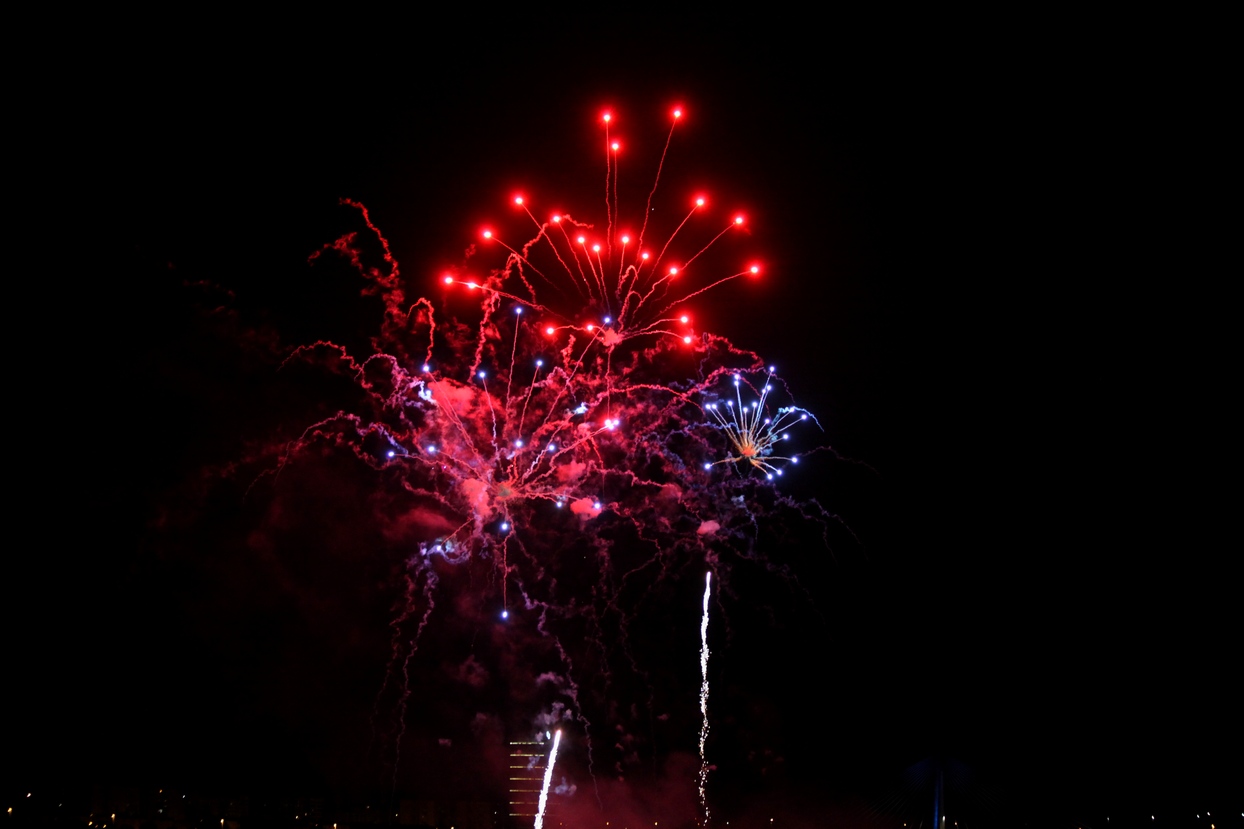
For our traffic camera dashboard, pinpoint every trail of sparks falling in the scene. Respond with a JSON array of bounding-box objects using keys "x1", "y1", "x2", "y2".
[
  {"x1": 534, "y1": 729, "x2": 562, "y2": 829},
  {"x1": 698, "y1": 570, "x2": 712, "y2": 825}
]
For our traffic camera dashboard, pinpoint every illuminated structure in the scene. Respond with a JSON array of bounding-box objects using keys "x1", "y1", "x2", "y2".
[{"x1": 507, "y1": 739, "x2": 548, "y2": 822}]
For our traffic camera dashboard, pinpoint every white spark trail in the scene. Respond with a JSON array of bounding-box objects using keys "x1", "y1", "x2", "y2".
[
  {"x1": 698, "y1": 570, "x2": 712, "y2": 825},
  {"x1": 534, "y1": 729, "x2": 562, "y2": 829}
]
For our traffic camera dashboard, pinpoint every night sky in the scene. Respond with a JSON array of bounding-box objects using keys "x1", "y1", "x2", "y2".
[{"x1": 7, "y1": 25, "x2": 1237, "y2": 828}]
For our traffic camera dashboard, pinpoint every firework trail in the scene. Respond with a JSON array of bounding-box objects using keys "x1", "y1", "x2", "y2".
[
  {"x1": 246, "y1": 105, "x2": 843, "y2": 810},
  {"x1": 387, "y1": 558, "x2": 438, "y2": 791},
  {"x1": 534, "y1": 728, "x2": 562, "y2": 829},
  {"x1": 698, "y1": 570, "x2": 712, "y2": 825}
]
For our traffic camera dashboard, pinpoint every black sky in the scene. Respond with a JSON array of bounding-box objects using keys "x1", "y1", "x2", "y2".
[{"x1": 8, "y1": 24, "x2": 1237, "y2": 827}]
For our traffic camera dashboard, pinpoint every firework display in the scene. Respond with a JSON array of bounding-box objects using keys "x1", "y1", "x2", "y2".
[{"x1": 260, "y1": 107, "x2": 839, "y2": 821}]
